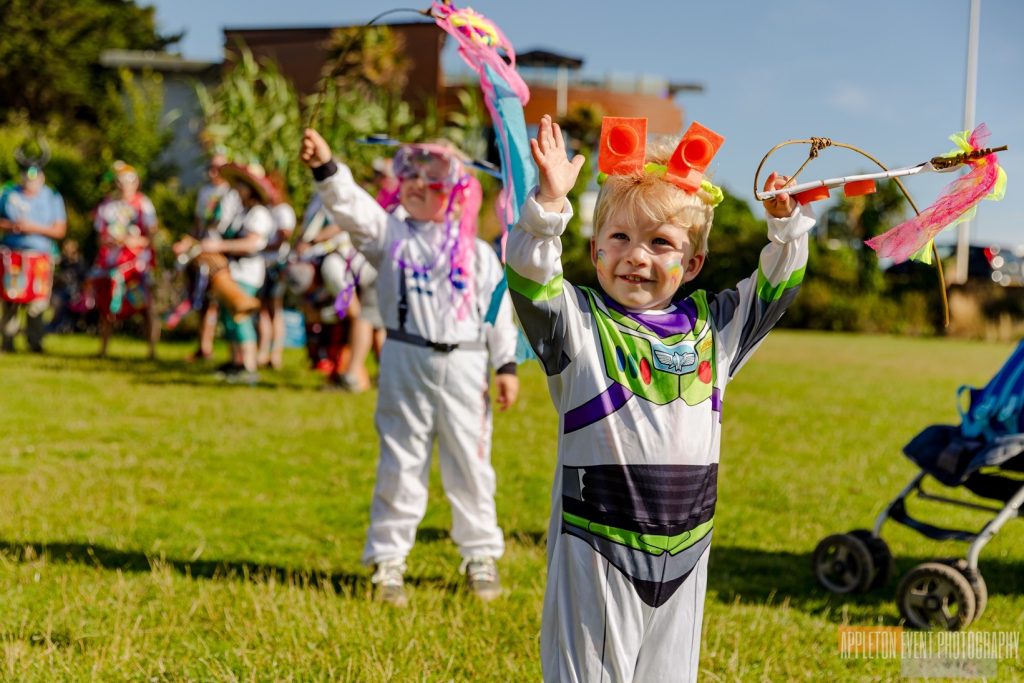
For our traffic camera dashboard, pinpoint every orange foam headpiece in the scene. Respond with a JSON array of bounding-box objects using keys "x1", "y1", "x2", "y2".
[
  {"x1": 598, "y1": 117, "x2": 647, "y2": 175},
  {"x1": 665, "y1": 122, "x2": 724, "y2": 192},
  {"x1": 597, "y1": 118, "x2": 724, "y2": 194}
]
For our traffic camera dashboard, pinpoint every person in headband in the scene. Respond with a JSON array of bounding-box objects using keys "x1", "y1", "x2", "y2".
[
  {"x1": 507, "y1": 114, "x2": 816, "y2": 682},
  {"x1": 0, "y1": 142, "x2": 67, "y2": 353}
]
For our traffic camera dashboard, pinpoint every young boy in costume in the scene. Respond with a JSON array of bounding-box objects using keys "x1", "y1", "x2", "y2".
[
  {"x1": 508, "y1": 115, "x2": 814, "y2": 682},
  {"x1": 301, "y1": 128, "x2": 519, "y2": 606}
]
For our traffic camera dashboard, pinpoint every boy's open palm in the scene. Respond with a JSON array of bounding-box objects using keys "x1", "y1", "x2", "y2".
[{"x1": 531, "y1": 115, "x2": 585, "y2": 211}]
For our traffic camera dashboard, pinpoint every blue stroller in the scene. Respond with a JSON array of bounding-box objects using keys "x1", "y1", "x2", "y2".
[{"x1": 812, "y1": 340, "x2": 1024, "y2": 630}]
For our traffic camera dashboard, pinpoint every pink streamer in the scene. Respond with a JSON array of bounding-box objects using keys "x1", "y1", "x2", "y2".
[
  {"x1": 866, "y1": 124, "x2": 1002, "y2": 263},
  {"x1": 432, "y1": 2, "x2": 529, "y2": 234},
  {"x1": 451, "y1": 175, "x2": 482, "y2": 320}
]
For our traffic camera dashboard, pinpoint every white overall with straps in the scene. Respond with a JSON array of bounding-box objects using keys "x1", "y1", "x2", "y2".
[{"x1": 316, "y1": 163, "x2": 518, "y2": 565}]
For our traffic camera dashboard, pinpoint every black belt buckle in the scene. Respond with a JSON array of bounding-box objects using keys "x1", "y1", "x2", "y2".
[{"x1": 428, "y1": 341, "x2": 458, "y2": 353}]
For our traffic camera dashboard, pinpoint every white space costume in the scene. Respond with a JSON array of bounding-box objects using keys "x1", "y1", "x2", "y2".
[
  {"x1": 506, "y1": 192, "x2": 815, "y2": 682},
  {"x1": 315, "y1": 161, "x2": 519, "y2": 565}
]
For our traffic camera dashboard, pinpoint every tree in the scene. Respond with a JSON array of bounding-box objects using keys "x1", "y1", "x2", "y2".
[
  {"x1": 323, "y1": 26, "x2": 411, "y2": 131},
  {"x1": 820, "y1": 179, "x2": 909, "y2": 293},
  {"x1": 197, "y1": 46, "x2": 489, "y2": 215},
  {"x1": 0, "y1": 0, "x2": 181, "y2": 123},
  {"x1": 323, "y1": 26, "x2": 410, "y2": 98},
  {"x1": 688, "y1": 189, "x2": 767, "y2": 296}
]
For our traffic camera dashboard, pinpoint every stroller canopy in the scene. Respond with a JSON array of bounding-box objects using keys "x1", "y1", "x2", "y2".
[{"x1": 904, "y1": 339, "x2": 1024, "y2": 494}]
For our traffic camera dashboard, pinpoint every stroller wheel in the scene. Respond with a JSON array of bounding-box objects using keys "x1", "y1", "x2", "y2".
[
  {"x1": 849, "y1": 529, "x2": 894, "y2": 590},
  {"x1": 812, "y1": 533, "x2": 875, "y2": 594},
  {"x1": 897, "y1": 562, "x2": 976, "y2": 630},
  {"x1": 936, "y1": 559, "x2": 988, "y2": 623}
]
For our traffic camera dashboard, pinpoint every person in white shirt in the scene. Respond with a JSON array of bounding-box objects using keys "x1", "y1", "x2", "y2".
[
  {"x1": 196, "y1": 163, "x2": 275, "y2": 384},
  {"x1": 185, "y1": 154, "x2": 241, "y2": 362}
]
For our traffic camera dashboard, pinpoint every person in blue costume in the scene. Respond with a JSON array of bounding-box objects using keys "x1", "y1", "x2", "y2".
[
  {"x1": 507, "y1": 115, "x2": 815, "y2": 682},
  {"x1": 0, "y1": 150, "x2": 66, "y2": 353}
]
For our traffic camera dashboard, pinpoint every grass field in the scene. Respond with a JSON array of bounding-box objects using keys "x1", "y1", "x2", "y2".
[{"x1": 0, "y1": 331, "x2": 1021, "y2": 681}]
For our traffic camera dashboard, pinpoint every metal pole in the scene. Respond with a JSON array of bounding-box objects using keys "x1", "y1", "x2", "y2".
[
  {"x1": 956, "y1": 0, "x2": 981, "y2": 284},
  {"x1": 556, "y1": 65, "x2": 568, "y2": 117}
]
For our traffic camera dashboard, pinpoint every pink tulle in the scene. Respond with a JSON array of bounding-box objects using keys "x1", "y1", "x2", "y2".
[
  {"x1": 450, "y1": 175, "x2": 483, "y2": 320},
  {"x1": 375, "y1": 186, "x2": 400, "y2": 213},
  {"x1": 866, "y1": 124, "x2": 1001, "y2": 263}
]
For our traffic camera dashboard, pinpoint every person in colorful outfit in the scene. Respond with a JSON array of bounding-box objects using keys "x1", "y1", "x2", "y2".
[
  {"x1": 509, "y1": 116, "x2": 815, "y2": 682},
  {"x1": 196, "y1": 163, "x2": 275, "y2": 384},
  {"x1": 91, "y1": 161, "x2": 159, "y2": 359},
  {"x1": 301, "y1": 128, "x2": 520, "y2": 606},
  {"x1": 288, "y1": 194, "x2": 380, "y2": 393},
  {"x1": 0, "y1": 150, "x2": 66, "y2": 353},
  {"x1": 296, "y1": 191, "x2": 384, "y2": 392},
  {"x1": 185, "y1": 154, "x2": 241, "y2": 362}
]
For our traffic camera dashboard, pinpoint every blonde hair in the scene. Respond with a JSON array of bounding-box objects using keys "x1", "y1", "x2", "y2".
[{"x1": 592, "y1": 135, "x2": 716, "y2": 254}]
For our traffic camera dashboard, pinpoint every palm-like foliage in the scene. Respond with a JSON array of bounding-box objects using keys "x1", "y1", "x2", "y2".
[
  {"x1": 197, "y1": 42, "x2": 494, "y2": 214},
  {"x1": 323, "y1": 26, "x2": 410, "y2": 98},
  {"x1": 101, "y1": 68, "x2": 178, "y2": 182},
  {"x1": 197, "y1": 48, "x2": 301, "y2": 190},
  {"x1": 822, "y1": 180, "x2": 909, "y2": 292}
]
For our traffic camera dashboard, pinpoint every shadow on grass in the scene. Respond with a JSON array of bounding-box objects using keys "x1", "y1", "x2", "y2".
[
  {"x1": 0, "y1": 539, "x2": 456, "y2": 595},
  {"x1": 708, "y1": 544, "x2": 1023, "y2": 613},
  {"x1": 27, "y1": 350, "x2": 321, "y2": 392},
  {"x1": 417, "y1": 527, "x2": 546, "y2": 548}
]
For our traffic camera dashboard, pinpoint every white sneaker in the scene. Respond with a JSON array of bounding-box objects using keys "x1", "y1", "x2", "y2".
[
  {"x1": 460, "y1": 556, "x2": 502, "y2": 601},
  {"x1": 371, "y1": 559, "x2": 408, "y2": 607},
  {"x1": 337, "y1": 372, "x2": 366, "y2": 393}
]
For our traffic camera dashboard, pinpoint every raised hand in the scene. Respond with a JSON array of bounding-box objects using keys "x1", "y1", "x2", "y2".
[
  {"x1": 762, "y1": 171, "x2": 797, "y2": 219},
  {"x1": 301, "y1": 128, "x2": 333, "y2": 169},
  {"x1": 530, "y1": 115, "x2": 585, "y2": 212}
]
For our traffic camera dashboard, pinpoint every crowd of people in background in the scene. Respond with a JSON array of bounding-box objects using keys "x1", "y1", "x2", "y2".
[{"x1": 0, "y1": 145, "x2": 391, "y2": 392}]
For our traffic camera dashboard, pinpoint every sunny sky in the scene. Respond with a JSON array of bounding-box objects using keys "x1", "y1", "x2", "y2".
[{"x1": 148, "y1": 0, "x2": 1023, "y2": 247}]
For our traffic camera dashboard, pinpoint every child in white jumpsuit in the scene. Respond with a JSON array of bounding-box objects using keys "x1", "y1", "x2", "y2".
[
  {"x1": 301, "y1": 129, "x2": 520, "y2": 606},
  {"x1": 507, "y1": 116, "x2": 816, "y2": 681}
]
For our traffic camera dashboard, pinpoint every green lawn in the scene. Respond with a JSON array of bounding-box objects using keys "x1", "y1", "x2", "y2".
[{"x1": 0, "y1": 332, "x2": 1021, "y2": 681}]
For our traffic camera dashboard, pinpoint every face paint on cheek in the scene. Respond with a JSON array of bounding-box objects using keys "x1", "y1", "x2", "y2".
[
  {"x1": 668, "y1": 259, "x2": 684, "y2": 283},
  {"x1": 595, "y1": 249, "x2": 607, "y2": 275}
]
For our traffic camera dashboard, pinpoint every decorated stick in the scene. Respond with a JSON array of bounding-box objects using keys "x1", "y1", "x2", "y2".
[{"x1": 756, "y1": 145, "x2": 1007, "y2": 202}]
